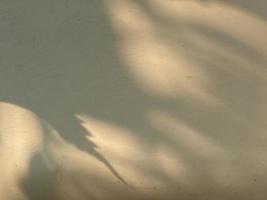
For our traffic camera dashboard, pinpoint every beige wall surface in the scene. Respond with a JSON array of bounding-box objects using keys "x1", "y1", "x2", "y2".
[{"x1": 0, "y1": 0, "x2": 267, "y2": 199}]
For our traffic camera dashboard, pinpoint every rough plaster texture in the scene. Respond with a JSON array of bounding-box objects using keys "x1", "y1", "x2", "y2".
[{"x1": 0, "y1": 0, "x2": 267, "y2": 199}]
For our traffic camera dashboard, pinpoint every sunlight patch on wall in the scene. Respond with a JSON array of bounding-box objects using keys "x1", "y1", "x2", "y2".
[
  {"x1": 147, "y1": 109, "x2": 267, "y2": 189},
  {"x1": 147, "y1": 109, "x2": 227, "y2": 158},
  {"x1": 77, "y1": 113, "x2": 191, "y2": 188},
  {"x1": 0, "y1": 102, "x2": 43, "y2": 200},
  {"x1": 147, "y1": 0, "x2": 267, "y2": 56},
  {"x1": 103, "y1": 0, "x2": 219, "y2": 104},
  {"x1": 153, "y1": 144, "x2": 192, "y2": 186}
]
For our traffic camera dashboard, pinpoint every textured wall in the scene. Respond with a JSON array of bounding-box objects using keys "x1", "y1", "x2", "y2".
[{"x1": 0, "y1": 0, "x2": 267, "y2": 199}]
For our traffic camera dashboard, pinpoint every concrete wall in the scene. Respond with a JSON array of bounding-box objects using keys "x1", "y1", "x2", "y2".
[{"x1": 0, "y1": 0, "x2": 267, "y2": 199}]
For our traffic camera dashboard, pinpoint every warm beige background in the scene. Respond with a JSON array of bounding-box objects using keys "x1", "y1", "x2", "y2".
[{"x1": 0, "y1": 0, "x2": 267, "y2": 199}]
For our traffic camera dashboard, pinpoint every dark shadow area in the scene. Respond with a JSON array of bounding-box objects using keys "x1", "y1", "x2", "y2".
[
  {"x1": 1, "y1": 0, "x2": 267, "y2": 199},
  {"x1": 0, "y1": 0, "x2": 137, "y2": 189},
  {"x1": 21, "y1": 153, "x2": 57, "y2": 200}
]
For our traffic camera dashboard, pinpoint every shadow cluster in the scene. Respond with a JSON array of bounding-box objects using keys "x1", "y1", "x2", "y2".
[{"x1": 0, "y1": 0, "x2": 267, "y2": 199}]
